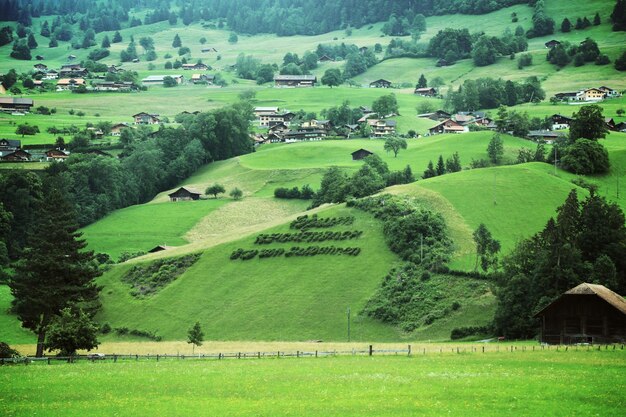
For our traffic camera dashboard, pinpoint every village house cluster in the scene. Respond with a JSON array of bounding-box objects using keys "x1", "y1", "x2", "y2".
[
  {"x1": 251, "y1": 105, "x2": 397, "y2": 145},
  {"x1": 553, "y1": 85, "x2": 621, "y2": 102}
]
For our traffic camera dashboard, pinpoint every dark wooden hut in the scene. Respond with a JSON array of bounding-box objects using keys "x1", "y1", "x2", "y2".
[
  {"x1": 168, "y1": 187, "x2": 202, "y2": 201},
  {"x1": 351, "y1": 149, "x2": 373, "y2": 161},
  {"x1": 534, "y1": 283, "x2": 626, "y2": 344}
]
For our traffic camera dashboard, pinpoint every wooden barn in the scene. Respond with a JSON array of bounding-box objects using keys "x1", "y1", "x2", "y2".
[
  {"x1": 351, "y1": 149, "x2": 373, "y2": 160},
  {"x1": 168, "y1": 187, "x2": 202, "y2": 201},
  {"x1": 534, "y1": 283, "x2": 626, "y2": 344},
  {"x1": 369, "y1": 79, "x2": 392, "y2": 88}
]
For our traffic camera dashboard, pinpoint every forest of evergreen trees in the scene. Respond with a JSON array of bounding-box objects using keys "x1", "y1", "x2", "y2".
[{"x1": 1, "y1": 0, "x2": 529, "y2": 35}]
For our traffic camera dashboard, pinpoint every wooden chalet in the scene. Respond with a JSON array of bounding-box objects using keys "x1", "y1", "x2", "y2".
[
  {"x1": 56, "y1": 78, "x2": 85, "y2": 90},
  {"x1": 274, "y1": 75, "x2": 317, "y2": 87},
  {"x1": 83, "y1": 149, "x2": 113, "y2": 157},
  {"x1": 1, "y1": 149, "x2": 31, "y2": 162},
  {"x1": 133, "y1": 112, "x2": 160, "y2": 125},
  {"x1": 283, "y1": 128, "x2": 327, "y2": 141},
  {"x1": 414, "y1": 87, "x2": 437, "y2": 97},
  {"x1": 182, "y1": 63, "x2": 209, "y2": 70},
  {"x1": 201, "y1": 47, "x2": 218, "y2": 53},
  {"x1": 579, "y1": 88, "x2": 606, "y2": 102},
  {"x1": 168, "y1": 187, "x2": 202, "y2": 201},
  {"x1": 615, "y1": 122, "x2": 626, "y2": 133},
  {"x1": 0, "y1": 97, "x2": 34, "y2": 113},
  {"x1": 33, "y1": 63, "x2": 48, "y2": 71},
  {"x1": 319, "y1": 54, "x2": 334, "y2": 62},
  {"x1": 606, "y1": 117, "x2": 617, "y2": 131},
  {"x1": 269, "y1": 122, "x2": 289, "y2": 134},
  {"x1": 366, "y1": 119, "x2": 397, "y2": 137},
  {"x1": 370, "y1": 79, "x2": 392, "y2": 88},
  {"x1": 527, "y1": 130, "x2": 566, "y2": 141},
  {"x1": 551, "y1": 114, "x2": 572, "y2": 129},
  {"x1": 428, "y1": 119, "x2": 465, "y2": 135},
  {"x1": 534, "y1": 283, "x2": 626, "y2": 344},
  {"x1": 351, "y1": 148, "x2": 373, "y2": 161},
  {"x1": 545, "y1": 39, "x2": 561, "y2": 49},
  {"x1": 45, "y1": 149, "x2": 68, "y2": 161},
  {"x1": 417, "y1": 110, "x2": 451, "y2": 121}
]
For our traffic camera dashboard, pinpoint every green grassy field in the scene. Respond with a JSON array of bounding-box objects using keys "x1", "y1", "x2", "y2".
[
  {"x1": 1, "y1": 350, "x2": 625, "y2": 416},
  {"x1": 80, "y1": 199, "x2": 228, "y2": 260}
]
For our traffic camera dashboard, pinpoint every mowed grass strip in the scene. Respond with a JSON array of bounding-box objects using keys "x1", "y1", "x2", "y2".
[
  {"x1": 80, "y1": 199, "x2": 227, "y2": 259},
  {"x1": 1, "y1": 351, "x2": 625, "y2": 416}
]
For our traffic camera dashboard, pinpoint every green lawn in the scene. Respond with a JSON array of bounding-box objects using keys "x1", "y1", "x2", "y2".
[
  {"x1": 0, "y1": 285, "x2": 36, "y2": 344},
  {"x1": 80, "y1": 199, "x2": 227, "y2": 260},
  {"x1": 1, "y1": 351, "x2": 625, "y2": 416}
]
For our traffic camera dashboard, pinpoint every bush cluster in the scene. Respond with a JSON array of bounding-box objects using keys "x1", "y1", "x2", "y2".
[
  {"x1": 255, "y1": 230, "x2": 362, "y2": 245},
  {"x1": 114, "y1": 327, "x2": 162, "y2": 341},
  {"x1": 230, "y1": 245, "x2": 361, "y2": 260},
  {"x1": 290, "y1": 215, "x2": 354, "y2": 230},
  {"x1": 450, "y1": 325, "x2": 492, "y2": 340},
  {"x1": 121, "y1": 253, "x2": 201, "y2": 297},
  {"x1": 274, "y1": 185, "x2": 315, "y2": 200}
]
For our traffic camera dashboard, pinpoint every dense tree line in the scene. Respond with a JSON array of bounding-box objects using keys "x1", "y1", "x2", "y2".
[
  {"x1": 493, "y1": 190, "x2": 626, "y2": 338},
  {"x1": 446, "y1": 77, "x2": 545, "y2": 112}
]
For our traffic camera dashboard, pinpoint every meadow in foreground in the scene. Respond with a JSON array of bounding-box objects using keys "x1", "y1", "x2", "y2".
[{"x1": 1, "y1": 349, "x2": 625, "y2": 416}]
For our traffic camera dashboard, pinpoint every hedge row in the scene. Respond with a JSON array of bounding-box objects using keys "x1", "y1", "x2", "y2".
[
  {"x1": 230, "y1": 245, "x2": 361, "y2": 260},
  {"x1": 255, "y1": 230, "x2": 363, "y2": 245},
  {"x1": 290, "y1": 214, "x2": 355, "y2": 230}
]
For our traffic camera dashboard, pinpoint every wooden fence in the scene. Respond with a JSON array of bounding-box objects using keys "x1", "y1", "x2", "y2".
[{"x1": 2, "y1": 343, "x2": 624, "y2": 365}]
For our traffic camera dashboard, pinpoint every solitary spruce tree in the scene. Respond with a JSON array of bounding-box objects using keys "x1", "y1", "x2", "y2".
[
  {"x1": 187, "y1": 321, "x2": 204, "y2": 354},
  {"x1": 9, "y1": 188, "x2": 101, "y2": 357}
]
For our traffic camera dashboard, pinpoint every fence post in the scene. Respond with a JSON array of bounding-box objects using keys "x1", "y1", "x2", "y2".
[
  {"x1": 315, "y1": 350, "x2": 318, "y2": 358},
  {"x1": 157, "y1": 354, "x2": 159, "y2": 362},
  {"x1": 258, "y1": 352, "x2": 261, "y2": 359},
  {"x1": 408, "y1": 345, "x2": 411, "y2": 356},
  {"x1": 369, "y1": 345, "x2": 373, "y2": 356},
  {"x1": 482, "y1": 346, "x2": 485, "y2": 353},
  {"x1": 218, "y1": 353, "x2": 221, "y2": 360},
  {"x1": 238, "y1": 352, "x2": 241, "y2": 359},
  {"x1": 114, "y1": 355, "x2": 117, "y2": 363}
]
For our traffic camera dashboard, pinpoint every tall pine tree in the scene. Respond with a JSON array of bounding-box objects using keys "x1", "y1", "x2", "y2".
[{"x1": 9, "y1": 188, "x2": 101, "y2": 357}]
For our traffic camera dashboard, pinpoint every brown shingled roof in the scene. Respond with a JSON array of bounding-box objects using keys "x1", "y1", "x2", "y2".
[{"x1": 535, "y1": 283, "x2": 626, "y2": 317}]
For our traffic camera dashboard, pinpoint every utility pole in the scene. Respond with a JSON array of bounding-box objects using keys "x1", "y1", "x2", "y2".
[{"x1": 347, "y1": 307, "x2": 351, "y2": 342}]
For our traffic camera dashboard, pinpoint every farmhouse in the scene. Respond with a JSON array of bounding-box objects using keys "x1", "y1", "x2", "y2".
[
  {"x1": 182, "y1": 63, "x2": 209, "y2": 71},
  {"x1": 534, "y1": 283, "x2": 626, "y2": 344},
  {"x1": 168, "y1": 187, "x2": 202, "y2": 201},
  {"x1": 0, "y1": 97, "x2": 34, "y2": 113},
  {"x1": 428, "y1": 119, "x2": 466, "y2": 135},
  {"x1": 319, "y1": 54, "x2": 334, "y2": 62},
  {"x1": 283, "y1": 128, "x2": 327, "y2": 141},
  {"x1": 269, "y1": 122, "x2": 289, "y2": 134},
  {"x1": 190, "y1": 74, "x2": 215, "y2": 84},
  {"x1": 33, "y1": 63, "x2": 47, "y2": 71},
  {"x1": 45, "y1": 149, "x2": 68, "y2": 161},
  {"x1": 274, "y1": 75, "x2": 317, "y2": 87},
  {"x1": 56, "y1": 78, "x2": 85, "y2": 90},
  {"x1": 598, "y1": 86, "x2": 621, "y2": 98},
  {"x1": 578, "y1": 88, "x2": 605, "y2": 102},
  {"x1": 351, "y1": 148, "x2": 373, "y2": 160},
  {"x1": 370, "y1": 79, "x2": 392, "y2": 88},
  {"x1": 59, "y1": 64, "x2": 87, "y2": 77},
  {"x1": 414, "y1": 87, "x2": 437, "y2": 97},
  {"x1": 141, "y1": 75, "x2": 184, "y2": 85},
  {"x1": 43, "y1": 70, "x2": 58, "y2": 80},
  {"x1": 1, "y1": 149, "x2": 31, "y2": 161},
  {"x1": 606, "y1": 117, "x2": 617, "y2": 131},
  {"x1": 551, "y1": 114, "x2": 572, "y2": 130},
  {"x1": 0, "y1": 139, "x2": 21, "y2": 155},
  {"x1": 259, "y1": 111, "x2": 295, "y2": 127},
  {"x1": 616, "y1": 121, "x2": 626, "y2": 132},
  {"x1": 133, "y1": 112, "x2": 160, "y2": 125},
  {"x1": 366, "y1": 119, "x2": 397, "y2": 137},
  {"x1": 93, "y1": 81, "x2": 136, "y2": 92},
  {"x1": 110, "y1": 123, "x2": 130, "y2": 136},
  {"x1": 527, "y1": 130, "x2": 566, "y2": 141}
]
